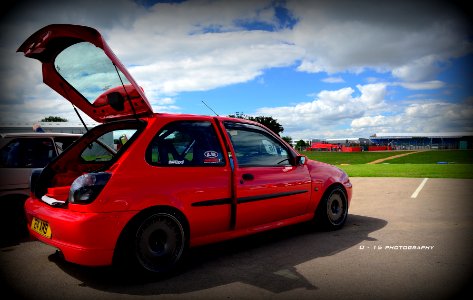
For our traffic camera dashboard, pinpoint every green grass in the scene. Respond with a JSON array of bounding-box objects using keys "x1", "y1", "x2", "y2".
[
  {"x1": 385, "y1": 150, "x2": 473, "y2": 164},
  {"x1": 301, "y1": 150, "x2": 473, "y2": 179},
  {"x1": 337, "y1": 164, "x2": 473, "y2": 179},
  {"x1": 302, "y1": 151, "x2": 411, "y2": 165}
]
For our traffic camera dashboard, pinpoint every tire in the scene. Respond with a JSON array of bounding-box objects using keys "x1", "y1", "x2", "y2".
[
  {"x1": 314, "y1": 186, "x2": 348, "y2": 230},
  {"x1": 132, "y1": 211, "x2": 187, "y2": 274}
]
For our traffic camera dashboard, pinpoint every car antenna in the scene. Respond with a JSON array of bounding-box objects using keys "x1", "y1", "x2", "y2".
[{"x1": 202, "y1": 100, "x2": 219, "y2": 116}]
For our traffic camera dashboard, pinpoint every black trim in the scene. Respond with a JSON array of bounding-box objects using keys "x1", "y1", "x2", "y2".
[
  {"x1": 191, "y1": 198, "x2": 232, "y2": 207},
  {"x1": 238, "y1": 190, "x2": 308, "y2": 204},
  {"x1": 215, "y1": 117, "x2": 238, "y2": 230},
  {"x1": 191, "y1": 190, "x2": 309, "y2": 206}
]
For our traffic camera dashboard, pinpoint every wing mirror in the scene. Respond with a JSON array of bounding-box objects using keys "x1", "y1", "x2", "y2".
[{"x1": 296, "y1": 155, "x2": 307, "y2": 166}]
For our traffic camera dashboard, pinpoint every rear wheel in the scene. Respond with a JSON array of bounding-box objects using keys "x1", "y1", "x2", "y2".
[
  {"x1": 116, "y1": 211, "x2": 187, "y2": 275},
  {"x1": 314, "y1": 187, "x2": 348, "y2": 230}
]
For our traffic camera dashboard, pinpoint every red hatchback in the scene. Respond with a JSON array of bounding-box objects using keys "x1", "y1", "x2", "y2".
[{"x1": 20, "y1": 24, "x2": 352, "y2": 274}]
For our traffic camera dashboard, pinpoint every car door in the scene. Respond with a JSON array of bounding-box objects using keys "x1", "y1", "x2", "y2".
[
  {"x1": 145, "y1": 120, "x2": 232, "y2": 239},
  {"x1": 223, "y1": 121, "x2": 312, "y2": 229}
]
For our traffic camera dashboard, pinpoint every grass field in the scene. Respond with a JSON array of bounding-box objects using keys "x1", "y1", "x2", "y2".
[{"x1": 301, "y1": 150, "x2": 473, "y2": 178}]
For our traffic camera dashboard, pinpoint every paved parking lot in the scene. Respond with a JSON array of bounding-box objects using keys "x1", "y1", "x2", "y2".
[{"x1": 1, "y1": 177, "x2": 472, "y2": 300}]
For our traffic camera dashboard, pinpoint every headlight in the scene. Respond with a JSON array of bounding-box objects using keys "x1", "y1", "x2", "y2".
[{"x1": 68, "y1": 172, "x2": 111, "y2": 204}]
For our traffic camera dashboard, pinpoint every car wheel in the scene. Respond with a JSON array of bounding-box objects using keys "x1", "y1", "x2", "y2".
[
  {"x1": 315, "y1": 186, "x2": 348, "y2": 230},
  {"x1": 133, "y1": 212, "x2": 186, "y2": 274}
]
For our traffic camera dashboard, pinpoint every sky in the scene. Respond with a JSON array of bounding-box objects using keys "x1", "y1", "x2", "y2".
[{"x1": 1, "y1": 0, "x2": 472, "y2": 140}]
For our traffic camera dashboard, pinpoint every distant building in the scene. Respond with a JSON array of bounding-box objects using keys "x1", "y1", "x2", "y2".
[
  {"x1": 370, "y1": 132, "x2": 473, "y2": 150},
  {"x1": 0, "y1": 122, "x2": 99, "y2": 134},
  {"x1": 308, "y1": 132, "x2": 473, "y2": 151}
]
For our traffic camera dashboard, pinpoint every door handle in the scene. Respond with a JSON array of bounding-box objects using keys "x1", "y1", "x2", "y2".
[{"x1": 242, "y1": 173, "x2": 254, "y2": 181}]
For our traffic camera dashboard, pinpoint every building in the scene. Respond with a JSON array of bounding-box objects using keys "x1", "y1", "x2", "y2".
[
  {"x1": 370, "y1": 132, "x2": 473, "y2": 150},
  {"x1": 0, "y1": 122, "x2": 99, "y2": 134}
]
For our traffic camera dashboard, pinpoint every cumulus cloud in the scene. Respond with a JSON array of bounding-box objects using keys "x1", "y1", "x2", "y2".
[
  {"x1": 288, "y1": 0, "x2": 472, "y2": 78},
  {"x1": 351, "y1": 101, "x2": 473, "y2": 134},
  {"x1": 395, "y1": 80, "x2": 446, "y2": 90},
  {"x1": 254, "y1": 83, "x2": 388, "y2": 138},
  {"x1": 1, "y1": 0, "x2": 471, "y2": 137},
  {"x1": 392, "y1": 55, "x2": 443, "y2": 82},
  {"x1": 322, "y1": 76, "x2": 345, "y2": 83},
  {"x1": 255, "y1": 82, "x2": 473, "y2": 139}
]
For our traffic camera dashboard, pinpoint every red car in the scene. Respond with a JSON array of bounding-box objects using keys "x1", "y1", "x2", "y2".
[{"x1": 20, "y1": 24, "x2": 352, "y2": 274}]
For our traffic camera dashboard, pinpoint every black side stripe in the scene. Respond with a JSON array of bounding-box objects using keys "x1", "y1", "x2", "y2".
[
  {"x1": 192, "y1": 198, "x2": 232, "y2": 207},
  {"x1": 238, "y1": 190, "x2": 308, "y2": 204},
  {"x1": 191, "y1": 190, "x2": 309, "y2": 207}
]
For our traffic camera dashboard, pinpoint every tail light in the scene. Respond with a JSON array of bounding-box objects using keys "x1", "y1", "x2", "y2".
[{"x1": 68, "y1": 172, "x2": 111, "y2": 204}]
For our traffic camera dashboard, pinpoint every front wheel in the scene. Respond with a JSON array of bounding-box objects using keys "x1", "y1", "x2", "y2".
[
  {"x1": 133, "y1": 212, "x2": 187, "y2": 274},
  {"x1": 314, "y1": 187, "x2": 348, "y2": 230}
]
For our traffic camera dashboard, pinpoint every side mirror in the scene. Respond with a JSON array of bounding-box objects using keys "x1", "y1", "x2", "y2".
[{"x1": 297, "y1": 155, "x2": 307, "y2": 166}]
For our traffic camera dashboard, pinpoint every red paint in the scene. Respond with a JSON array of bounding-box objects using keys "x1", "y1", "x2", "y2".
[{"x1": 21, "y1": 24, "x2": 353, "y2": 270}]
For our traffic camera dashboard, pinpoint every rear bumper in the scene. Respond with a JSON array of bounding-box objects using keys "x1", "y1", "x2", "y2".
[{"x1": 24, "y1": 198, "x2": 136, "y2": 266}]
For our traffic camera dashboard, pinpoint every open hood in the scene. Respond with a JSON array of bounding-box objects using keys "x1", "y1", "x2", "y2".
[{"x1": 17, "y1": 24, "x2": 153, "y2": 123}]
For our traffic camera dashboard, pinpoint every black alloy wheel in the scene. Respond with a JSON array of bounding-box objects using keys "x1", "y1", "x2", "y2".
[
  {"x1": 134, "y1": 212, "x2": 186, "y2": 273},
  {"x1": 315, "y1": 187, "x2": 348, "y2": 230}
]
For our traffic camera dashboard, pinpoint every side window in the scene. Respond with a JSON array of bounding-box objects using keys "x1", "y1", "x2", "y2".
[
  {"x1": 224, "y1": 123, "x2": 290, "y2": 167},
  {"x1": 81, "y1": 129, "x2": 137, "y2": 162},
  {"x1": 0, "y1": 138, "x2": 56, "y2": 168},
  {"x1": 146, "y1": 121, "x2": 224, "y2": 166}
]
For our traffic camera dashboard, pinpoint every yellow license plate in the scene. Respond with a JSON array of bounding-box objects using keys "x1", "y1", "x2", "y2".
[{"x1": 31, "y1": 217, "x2": 52, "y2": 239}]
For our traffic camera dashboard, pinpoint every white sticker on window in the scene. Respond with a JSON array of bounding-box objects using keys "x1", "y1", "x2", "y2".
[
  {"x1": 262, "y1": 140, "x2": 277, "y2": 155},
  {"x1": 204, "y1": 150, "x2": 219, "y2": 158}
]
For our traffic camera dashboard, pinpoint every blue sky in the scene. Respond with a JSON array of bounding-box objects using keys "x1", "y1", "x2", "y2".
[{"x1": 1, "y1": 0, "x2": 472, "y2": 140}]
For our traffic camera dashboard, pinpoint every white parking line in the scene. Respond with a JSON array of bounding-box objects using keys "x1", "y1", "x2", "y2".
[{"x1": 411, "y1": 178, "x2": 428, "y2": 198}]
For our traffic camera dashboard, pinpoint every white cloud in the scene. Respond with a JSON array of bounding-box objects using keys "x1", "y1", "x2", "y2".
[
  {"x1": 392, "y1": 55, "x2": 442, "y2": 82},
  {"x1": 255, "y1": 83, "x2": 473, "y2": 139},
  {"x1": 254, "y1": 83, "x2": 388, "y2": 139},
  {"x1": 351, "y1": 101, "x2": 473, "y2": 134},
  {"x1": 322, "y1": 76, "x2": 344, "y2": 83},
  {"x1": 287, "y1": 1, "x2": 472, "y2": 78},
  {"x1": 395, "y1": 80, "x2": 446, "y2": 90},
  {"x1": 127, "y1": 34, "x2": 302, "y2": 96},
  {"x1": 1, "y1": 0, "x2": 471, "y2": 138}
]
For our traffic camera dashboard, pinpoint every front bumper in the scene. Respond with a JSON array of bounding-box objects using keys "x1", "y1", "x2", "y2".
[{"x1": 24, "y1": 197, "x2": 136, "y2": 266}]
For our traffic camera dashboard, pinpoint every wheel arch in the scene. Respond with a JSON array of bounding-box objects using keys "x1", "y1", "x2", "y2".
[
  {"x1": 321, "y1": 182, "x2": 348, "y2": 204},
  {"x1": 313, "y1": 182, "x2": 349, "y2": 230},
  {"x1": 112, "y1": 204, "x2": 190, "y2": 266}
]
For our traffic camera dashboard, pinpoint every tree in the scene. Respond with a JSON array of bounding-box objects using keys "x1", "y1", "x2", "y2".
[
  {"x1": 295, "y1": 139, "x2": 308, "y2": 151},
  {"x1": 41, "y1": 116, "x2": 68, "y2": 122},
  {"x1": 228, "y1": 113, "x2": 284, "y2": 136},
  {"x1": 282, "y1": 136, "x2": 293, "y2": 145}
]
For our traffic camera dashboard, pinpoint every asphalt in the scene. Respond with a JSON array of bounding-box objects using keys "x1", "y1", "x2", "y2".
[{"x1": 1, "y1": 177, "x2": 472, "y2": 300}]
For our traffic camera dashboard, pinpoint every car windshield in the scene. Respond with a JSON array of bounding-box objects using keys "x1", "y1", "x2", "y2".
[{"x1": 54, "y1": 42, "x2": 131, "y2": 103}]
